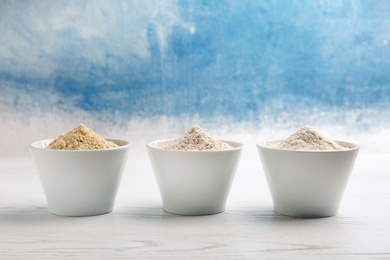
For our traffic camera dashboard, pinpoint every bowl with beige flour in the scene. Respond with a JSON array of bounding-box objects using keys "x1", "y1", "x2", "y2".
[
  {"x1": 30, "y1": 124, "x2": 129, "y2": 217},
  {"x1": 147, "y1": 125, "x2": 243, "y2": 216},
  {"x1": 257, "y1": 126, "x2": 359, "y2": 218}
]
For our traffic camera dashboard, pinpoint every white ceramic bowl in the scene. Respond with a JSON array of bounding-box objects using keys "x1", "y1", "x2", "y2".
[
  {"x1": 30, "y1": 139, "x2": 129, "y2": 217},
  {"x1": 147, "y1": 139, "x2": 243, "y2": 216},
  {"x1": 257, "y1": 140, "x2": 359, "y2": 218}
]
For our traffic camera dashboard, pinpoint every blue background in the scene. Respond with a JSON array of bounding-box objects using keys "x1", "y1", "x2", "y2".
[{"x1": 0, "y1": 0, "x2": 389, "y2": 155}]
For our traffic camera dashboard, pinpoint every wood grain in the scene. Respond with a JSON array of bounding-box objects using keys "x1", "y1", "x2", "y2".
[{"x1": 1, "y1": 157, "x2": 389, "y2": 259}]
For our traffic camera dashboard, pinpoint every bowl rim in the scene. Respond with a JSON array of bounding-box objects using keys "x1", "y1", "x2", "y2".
[
  {"x1": 30, "y1": 138, "x2": 130, "y2": 152},
  {"x1": 257, "y1": 139, "x2": 359, "y2": 153},
  {"x1": 146, "y1": 138, "x2": 243, "y2": 153}
]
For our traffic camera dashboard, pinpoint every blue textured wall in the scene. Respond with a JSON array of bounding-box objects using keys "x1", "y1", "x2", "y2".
[{"x1": 0, "y1": 0, "x2": 389, "y2": 155}]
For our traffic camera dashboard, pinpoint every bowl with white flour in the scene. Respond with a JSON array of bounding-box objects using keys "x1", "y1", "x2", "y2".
[
  {"x1": 30, "y1": 124, "x2": 129, "y2": 217},
  {"x1": 147, "y1": 125, "x2": 243, "y2": 216},
  {"x1": 257, "y1": 126, "x2": 359, "y2": 218}
]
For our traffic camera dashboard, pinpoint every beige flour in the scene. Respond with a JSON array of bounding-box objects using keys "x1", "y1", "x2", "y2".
[
  {"x1": 271, "y1": 126, "x2": 348, "y2": 151},
  {"x1": 163, "y1": 125, "x2": 233, "y2": 151},
  {"x1": 48, "y1": 124, "x2": 118, "y2": 150}
]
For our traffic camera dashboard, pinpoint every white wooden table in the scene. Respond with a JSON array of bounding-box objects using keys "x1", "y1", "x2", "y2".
[{"x1": 1, "y1": 154, "x2": 389, "y2": 259}]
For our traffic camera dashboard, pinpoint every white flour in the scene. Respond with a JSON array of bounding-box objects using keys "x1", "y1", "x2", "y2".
[
  {"x1": 271, "y1": 126, "x2": 348, "y2": 151},
  {"x1": 163, "y1": 125, "x2": 233, "y2": 151}
]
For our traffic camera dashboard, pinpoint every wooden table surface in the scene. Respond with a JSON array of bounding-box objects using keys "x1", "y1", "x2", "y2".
[{"x1": 1, "y1": 154, "x2": 389, "y2": 259}]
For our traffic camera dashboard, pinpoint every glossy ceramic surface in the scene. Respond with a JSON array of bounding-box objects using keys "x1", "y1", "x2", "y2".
[
  {"x1": 257, "y1": 140, "x2": 359, "y2": 218},
  {"x1": 147, "y1": 139, "x2": 243, "y2": 216},
  {"x1": 30, "y1": 139, "x2": 129, "y2": 217}
]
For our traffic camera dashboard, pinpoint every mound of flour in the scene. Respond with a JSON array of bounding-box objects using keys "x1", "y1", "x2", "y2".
[
  {"x1": 48, "y1": 124, "x2": 118, "y2": 150},
  {"x1": 271, "y1": 126, "x2": 348, "y2": 151},
  {"x1": 163, "y1": 125, "x2": 233, "y2": 151}
]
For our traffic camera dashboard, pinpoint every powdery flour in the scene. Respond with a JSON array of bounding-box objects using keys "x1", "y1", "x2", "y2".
[
  {"x1": 48, "y1": 124, "x2": 118, "y2": 150},
  {"x1": 163, "y1": 125, "x2": 233, "y2": 151},
  {"x1": 271, "y1": 126, "x2": 348, "y2": 151}
]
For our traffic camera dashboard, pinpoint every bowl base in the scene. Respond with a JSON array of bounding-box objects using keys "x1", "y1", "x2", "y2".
[
  {"x1": 273, "y1": 209, "x2": 337, "y2": 218},
  {"x1": 49, "y1": 209, "x2": 113, "y2": 217},
  {"x1": 163, "y1": 207, "x2": 225, "y2": 216}
]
